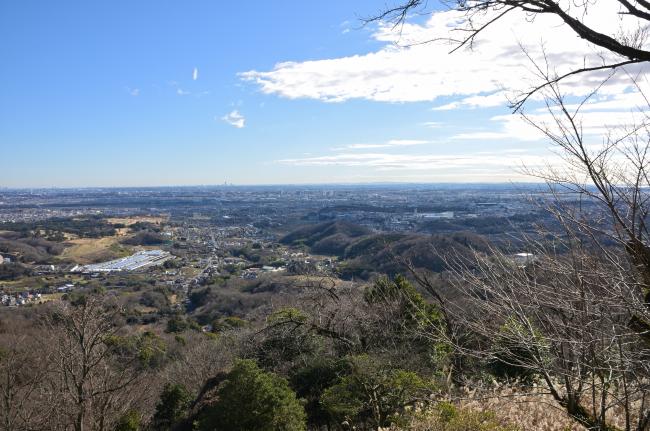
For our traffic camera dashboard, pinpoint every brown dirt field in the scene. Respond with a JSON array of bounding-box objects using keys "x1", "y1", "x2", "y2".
[
  {"x1": 107, "y1": 215, "x2": 168, "y2": 226},
  {"x1": 0, "y1": 280, "x2": 23, "y2": 289},
  {"x1": 63, "y1": 232, "x2": 78, "y2": 240},
  {"x1": 40, "y1": 293, "x2": 64, "y2": 302},
  {"x1": 134, "y1": 306, "x2": 158, "y2": 314},
  {"x1": 61, "y1": 236, "x2": 132, "y2": 264},
  {"x1": 107, "y1": 216, "x2": 168, "y2": 236}
]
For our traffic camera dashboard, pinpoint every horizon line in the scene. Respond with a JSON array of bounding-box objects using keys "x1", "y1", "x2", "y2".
[{"x1": 0, "y1": 180, "x2": 548, "y2": 191}]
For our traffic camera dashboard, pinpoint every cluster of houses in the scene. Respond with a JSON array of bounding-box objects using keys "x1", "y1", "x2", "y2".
[
  {"x1": 1, "y1": 291, "x2": 42, "y2": 307},
  {"x1": 56, "y1": 283, "x2": 75, "y2": 292},
  {"x1": 1, "y1": 283, "x2": 75, "y2": 307},
  {"x1": 240, "y1": 265, "x2": 286, "y2": 280}
]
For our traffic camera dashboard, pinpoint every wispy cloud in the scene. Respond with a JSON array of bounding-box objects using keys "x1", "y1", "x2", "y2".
[
  {"x1": 221, "y1": 110, "x2": 245, "y2": 128},
  {"x1": 432, "y1": 92, "x2": 507, "y2": 111},
  {"x1": 340, "y1": 20, "x2": 352, "y2": 35},
  {"x1": 277, "y1": 151, "x2": 549, "y2": 172},
  {"x1": 336, "y1": 139, "x2": 431, "y2": 150},
  {"x1": 177, "y1": 88, "x2": 190, "y2": 96},
  {"x1": 126, "y1": 87, "x2": 140, "y2": 97},
  {"x1": 534, "y1": 91, "x2": 649, "y2": 113},
  {"x1": 193, "y1": 67, "x2": 198, "y2": 81},
  {"x1": 451, "y1": 107, "x2": 647, "y2": 142}
]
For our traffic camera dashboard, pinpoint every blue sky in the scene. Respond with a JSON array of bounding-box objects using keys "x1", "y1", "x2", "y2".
[{"x1": 0, "y1": 1, "x2": 641, "y2": 187}]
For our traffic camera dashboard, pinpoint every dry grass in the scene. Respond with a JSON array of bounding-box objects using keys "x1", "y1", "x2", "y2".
[
  {"x1": 56, "y1": 215, "x2": 168, "y2": 264},
  {"x1": 389, "y1": 390, "x2": 583, "y2": 431},
  {"x1": 458, "y1": 386, "x2": 583, "y2": 431},
  {"x1": 285, "y1": 274, "x2": 351, "y2": 287},
  {"x1": 452, "y1": 383, "x2": 634, "y2": 430},
  {"x1": 390, "y1": 402, "x2": 519, "y2": 431},
  {"x1": 40, "y1": 293, "x2": 64, "y2": 302},
  {"x1": 106, "y1": 216, "x2": 167, "y2": 226},
  {"x1": 60, "y1": 236, "x2": 131, "y2": 264},
  {"x1": 390, "y1": 385, "x2": 618, "y2": 430},
  {"x1": 106, "y1": 216, "x2": 167, "y2": 236},
  {"x1": 134, "y1": 305, "x2": 158, "y2": 314}
]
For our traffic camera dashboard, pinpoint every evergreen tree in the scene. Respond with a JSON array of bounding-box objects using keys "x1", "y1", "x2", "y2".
[
  {"x1": 197, "y1": 360, "x2": 305, "y2": 431},
  {"x1": 151, "y1": 384, "x2": 192, "y2": 430}
]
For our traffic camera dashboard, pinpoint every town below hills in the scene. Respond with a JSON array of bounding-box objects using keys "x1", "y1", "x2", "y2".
[{"x1": 0, "y1": 184, "x2": 620, "y2": 430}]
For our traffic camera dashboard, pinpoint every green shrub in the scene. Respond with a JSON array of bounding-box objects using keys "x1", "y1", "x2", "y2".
[
  {"x1": 197, "y1": 359, "x2": 306, "y2": 431},
  {"x1": 114, "y1": 409, "x2": 140, "y2": 431},
  {"x1": 489, "y1": 318, "x2": 547, "y2": 381},
  {"x1": 290, "y1": 358, "x2": 349, "y2": 428},
  {"x1": 321, "y1": 355, "x2": 433, "y2": 429},
  {"x1": 166, "y1": 316, "x2": 189, "y2": 333},
  {"x1": 151, "y1": 383, "x2": 192, "y2": 430}
]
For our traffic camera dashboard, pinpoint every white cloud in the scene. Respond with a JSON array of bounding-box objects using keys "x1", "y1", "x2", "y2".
[
  {"x1": 240, "y1": 2, "x2": 648, "y2": 182},
  {"x1": 432, "y1": 92, "x2": 507, "y2": 110},
  {"x1": 343, "y1": 144, "x2": 391, "y2": 149},
  {"x1": 452, "y1": 107, "x2": 649, "y2": 142},
  {"x1": 240, "y1": 3, "x2": 644, "y2": 105},
  {"x1": 334, "y1": 139, "x2": 431, "y2": 150},
  {"x1": 387, "y1": 139, "x2": 429, "y2": 146},
  {"x1": 177, "y1": 88, "x2": 190, "y2": 96},
  {"x1": 128, "y1": 88, "x2": 140, "y2": 97},
  {"x1": 277, "y1": 151, "x2": 550, "y2": 172},
  {"x1": 221, "y1": 110, "x2": 245, "y2": 128},
  {"x1": 537, "y1": 90, "x2": 650, "y2": 113},
  {"x1": 193, "y1": 67, "x2": 198, "y2": 81},
  {"x1": 340, "y1": 20, "x2": 352, "y2": 34}
]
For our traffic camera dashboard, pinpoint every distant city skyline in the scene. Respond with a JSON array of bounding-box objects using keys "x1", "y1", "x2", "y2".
[
  {"x1": 0, "y1": 1, "x2": 642, "y2": 187},
  {"x1": 0, "y1": 182, "x2": 549, "y2": 192}
]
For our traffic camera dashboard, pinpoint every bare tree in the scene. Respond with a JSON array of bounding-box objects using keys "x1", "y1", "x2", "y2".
[
  {"x1": 433, "y1": 228, "x2": 650, "y2": 430},
  {"x1": 44, "y1": 297, "x2": 146, "y2": 431},
  {"x1": 364, "y1": 1, "x2": 650, "y2": 429},
  {"x1": 0, "y1": 319, "x2": 53, "y2": 431},
  {"x1": 163, "y1": 332, "x2": 238, "y2": 395}
]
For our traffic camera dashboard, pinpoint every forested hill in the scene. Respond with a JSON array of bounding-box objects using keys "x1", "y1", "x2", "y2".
[
  {"x1": 281, "y1": 221, "x2": 491, "y2": 279},
  {"x1": 280, "y1": 221, "x2": 372, "y2": 255}
]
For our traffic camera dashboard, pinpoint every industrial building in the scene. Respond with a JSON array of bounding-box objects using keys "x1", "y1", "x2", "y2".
[{"x1": 71, "y1": 250, "x2": 171, "y2": 273}]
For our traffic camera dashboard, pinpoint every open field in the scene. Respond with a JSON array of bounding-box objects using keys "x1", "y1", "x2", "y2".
[
  {"x1": 40, "y1": 292, "x2": 64, "y2": 302},
  {"x1": 61, "y1": 236, "x2": 132, "y2": 264},
  {"x1": 0, "y1": 279, "x2": 27, "y2": 289},
  {"x1": 107, "y1": 216, "x2": 168, "y2": 235},
  {"x1": 106, "y1": 216, "x2": 167, "y2": 226},
  {"x1": 0, "y1": 273, "x2": 86, "y2": 290},
  {"x1": 59, "y1": 216, "x2": 169, "y2": 264}
]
